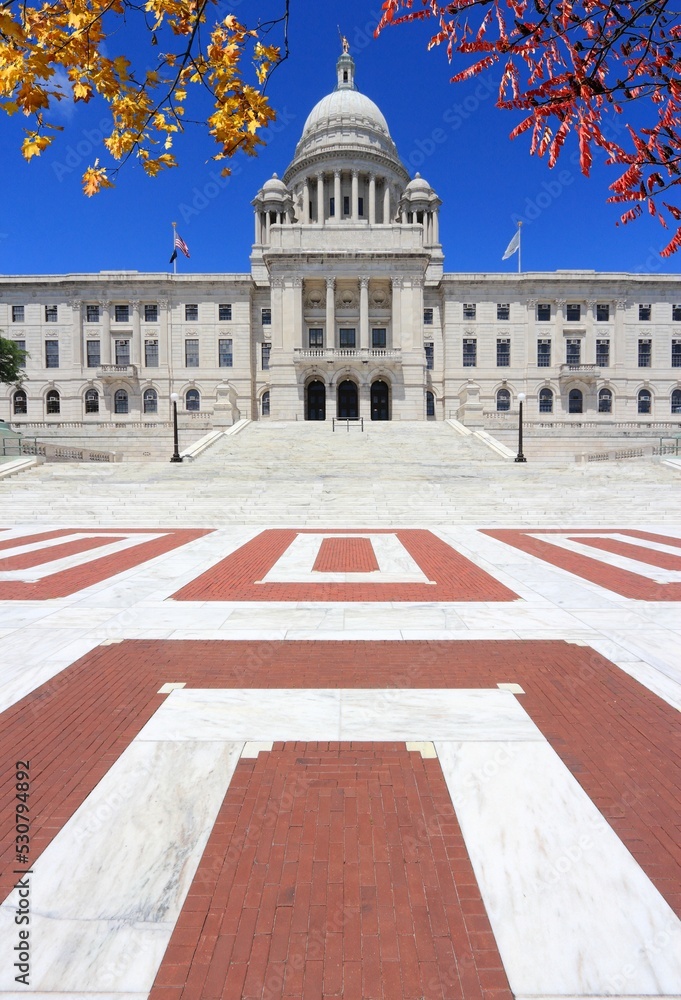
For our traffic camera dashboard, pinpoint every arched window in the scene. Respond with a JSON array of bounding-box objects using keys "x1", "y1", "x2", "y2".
[
  {"x1": 114, "y1": 389, "x2": 129, "y2": 414},
  {"x1": 85, "y1": 388, "x2": 99, "y2": 414},
  {"x1": 539, "y1": 387, "x2": 553, "y2": 413},
  {"x1": 261, "y1": 390, "x2": 270, "y2": 417},
  {"x1": 12, "y1": 389, "x2": 27, "y2": 415},
  {"x1": 186, "y1": 388, "x2": 200, "y2": 411},
  {"x1": 143, "y1": 388, "x2": 158, "y2": 414},
  {"x1": 496, "y1": 388, "x2": 511, "y2": 412},
  {"x1": 598, "y1": 388, "x2": 612, "y2": 414},
  {"x1": 46, "y1": 389, "x2": 60, "y2": 415},
  {"x1": 672, "y1": 388, "x2": 681, "y2": 414},
  {"x1": 426, "y1": 390, "x2": 435, "y2": 418},
  {"x1": 568, "y1": 388, "x2": 583, "y2": 413},
  {"x1": 638, "y1": 388, "x2": 651, "y2": 414}
]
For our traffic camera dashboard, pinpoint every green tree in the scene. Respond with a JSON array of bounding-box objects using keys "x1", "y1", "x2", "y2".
[{"x1": 0, "y1": 336, "x2": 28, "y2": 385}]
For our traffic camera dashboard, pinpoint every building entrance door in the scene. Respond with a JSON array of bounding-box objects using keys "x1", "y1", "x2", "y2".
[
  {"x1": 337, "y1": 380, "x2": 359, "y2": 419},
  {"x1": 371, "y1": 380, "x2": 390, "y2": 420},
  {"x1": 307, "y1": 380, "x2": 326, "y2": 420}
]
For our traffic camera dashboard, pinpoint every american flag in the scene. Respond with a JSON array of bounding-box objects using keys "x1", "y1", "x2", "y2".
[{"x1": 172, "y1": 232, "x2": 190, "y2": 259}]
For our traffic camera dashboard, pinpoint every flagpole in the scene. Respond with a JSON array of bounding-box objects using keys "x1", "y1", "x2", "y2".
[
  {"x1": 517, "y1": 221, "x2": 522, "y2": 274},
  {"x1": 172, "y1": 221, "x2": 177, "y2": 275}
]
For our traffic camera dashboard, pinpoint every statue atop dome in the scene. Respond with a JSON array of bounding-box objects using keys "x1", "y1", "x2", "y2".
[{"x1": 338, "y1": 26, "x2": 350, "y2": 54}]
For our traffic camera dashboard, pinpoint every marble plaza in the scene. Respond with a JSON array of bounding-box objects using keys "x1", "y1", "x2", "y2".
[{"x1": 0, "y1": 420, "x2": 679, "y2": 999}]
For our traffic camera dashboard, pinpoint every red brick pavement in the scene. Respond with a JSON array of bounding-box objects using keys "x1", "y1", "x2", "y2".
[
  {"x1": 569, "y1": 534, "x2": 681, "y2": 570},
  {"x1": 484, "y1": 528, "x2": 681, "y2": 599},
  {"x1": 0, "y1": 528, "x2": 212, "y2": 599},
  {"x1": 0, "y1": 534, "x2": 125, "y2": 571},
  {"x1": 312, "y1": 537, "x2": 380, "y2": 573},
  {"x1": 171, "y1": 530, "x2": 518, "y2": 603},
  {"x1": 150, "y1": 742, "x2": 511, "y2": 1000}
]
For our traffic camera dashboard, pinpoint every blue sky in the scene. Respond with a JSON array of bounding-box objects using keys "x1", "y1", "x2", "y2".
[{"x1": 0, "y1": 0, "x2": 678, "y2": 277}]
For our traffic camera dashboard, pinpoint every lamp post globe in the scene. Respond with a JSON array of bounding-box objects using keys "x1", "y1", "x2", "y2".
[
  {"x1": 515, "y1": 392, "x2": 527, "y2": 463},
  {"x1": 170, "y1": 392, "x2": 183, "y2": 463}
]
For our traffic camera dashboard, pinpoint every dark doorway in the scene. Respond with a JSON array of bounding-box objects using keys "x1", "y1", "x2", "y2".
[
  {"x1": 307, "y1": 380, "x2": 326, "y2": 420},
  {"x1": 337, "y1": 380, "x2": 358, "y2": 419},
  {"x1": 371, "y1": 380, "x2": 390, "y2": 420}
]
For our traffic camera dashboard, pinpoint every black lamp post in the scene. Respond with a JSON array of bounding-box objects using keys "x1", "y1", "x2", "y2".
[
  {"x1": 515, "y1": 391, "x2": 527, "y2": 463},
  {"x1": 170, "y1": 392, "x2": 183, "y2": 463}
]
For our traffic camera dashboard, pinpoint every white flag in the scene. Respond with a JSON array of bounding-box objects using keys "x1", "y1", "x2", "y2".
[{"x1": 502, "y1": 229, "x2": 520, "y2": 260}]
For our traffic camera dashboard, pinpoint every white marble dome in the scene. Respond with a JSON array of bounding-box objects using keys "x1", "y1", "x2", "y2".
[{"x1": 300, "y1": 89, "x2": 391, "y2": 145}]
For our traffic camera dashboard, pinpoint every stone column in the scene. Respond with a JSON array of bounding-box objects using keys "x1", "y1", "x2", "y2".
[
  {"x1": 334, "y1": 170, "x2": 341, "y2": 219},
  {"x1": 293, "y1": 277, "x2": 303, "y2": 349},
  {"x1": 432, "y1": 209, "x2": 439, "y2": 244},
  {"x1": 316, "y1": 172, "x2": 324, "y2": 224},
  {"x1": 359, "y1": 277, "x2": 369, "y2": 350},
  {"x1": 369, "y1": 174, "x2": 376, "y2": 224},
  {"x1": 326, "y1": 277, "x2": 335, "y2": 348},
  {"x1": 70, "y1": 299, "x2": 83, "y2": 368},
  {"x1": 391, "y1": 277, "x2": 402, "y2": 349},
  {"x1": 100, "y1": 300, "x2": 112, "y2": 364},
  {"x1": 131, "y1": 300, "x2": 141, "y2": 367},
  {"x1": 303, "y1": 178, "x2": 310, "y2": 224},
  {"x1": 254, "y1": 209, "x2": 261, "y2": 244},
  {"x1": 158, "y1": 298, "x2": 169, "y2": 369},
  {"x1": 383, "y1": 184, "x2": 390, "y2": 223},
  {"x1": 271, "y1": 278, "x2": 284, "y2": 350},
  {"x1": 351, "y1": 170, "x2": 359, "y2": 221},
  {"x1": 265, "y1": 211, "x2": 271, "y2": 243}
]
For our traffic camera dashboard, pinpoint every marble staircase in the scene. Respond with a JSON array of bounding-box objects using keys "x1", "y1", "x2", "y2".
[{"x1": 0, "y1": 420, "x2": 679, "y2": 526}]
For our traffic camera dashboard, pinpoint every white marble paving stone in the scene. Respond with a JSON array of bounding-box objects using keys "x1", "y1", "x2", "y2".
[
  {"x1": 436, "y1": 740, "x2": 681, "y2": 996},
  {"x1": 0, "y1": 740, "x2": 242, "y2": 993},
  {"x1": 0, "y1": 994, "x2": 149, "y2": 1000},
  {"x1": 137, "y1": 688, "x2": 544, "y2": 743}
]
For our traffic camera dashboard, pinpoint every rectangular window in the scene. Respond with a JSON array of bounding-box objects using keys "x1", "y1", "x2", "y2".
[
  {"x1": 144, "y1": 340, "x2": 159, "y2": 367},
  {"x1": 45, "y1": 340, "x2": 59, "y2": 367},
  {"x1": 13, "y1": 339, "x2": 26, "y2": 357},
  {"x1": 566, "y1": 303, "x2": 581, "y2": 321},
  {"x1": 424, "y1": 342, "x2": 434, "y2": 370},
  {"x1": 596, "y1": 339, "x2": 610, "y2": 367},
  {"x1": 86, "y1": 304, "x2": 100, "y2": 323},
  {"x1": 537, "y1": 303, "x2": 551, "y2": 322},
  {"x1": 596, "y1": 303, "x2": 610, "y2": 322},
  {"x1": 86, "y1": 340, "x2": 101, "y2": 368},
  {"x1": 463, "y1": 338, "x2": 477, "y2": 367},
  {"x1": 184, "y1": 304, "x2": 198, "y2": 322},
  {"x1": 343, "y1": 195, "x2": 350, "y2": 216},
  {"x1": 423, "y1": 308, "x2": 434, "y2": 325},
  {"x1": 358, "y1": 197, "x2": 364, "y2": 217},
  {"x1": 261, "y1": 307, "x2": 272, "y2": 326},
  {"x1": 673, "y1": 304, "x2": 681, "y2": 321},
  {"x1": 329, "y1": 197, "x2": 335, "y2": 216},
  {"x1": 262, "y1": 343, "x2": 271, "y2": 370},
  {"x1": 115, "y1": 339, "x2": 130, "y2": 365},
  {"x1": 218, "y1": 338, "x2": 233, "y2": 367},
  {"x1": 114, "y1": 304, "x2": 129, "y2": 323},
  {"x1": 45, "y1": 305, "x2": 58, "y2": 323},
  {"x1": 638, "y1": 338, "x2": 651, "y2": 367},
  {"x1": 537, "y1": 339, "x2": 551, "y2": 367},
  {"x1": 496, "y1": 338, "x2": 510, "y2": 366},
  {"x1": 219, "y1": 303, "x2": 232, "y2": 321},
  {"x1": 566, "y1": 339, "x2": 581, "y2": 365},
  {"x1": 372, "y1": 328, "x2": 386, "y2": 349},
  {"x1": 497, "y1": 303, "x2": 510, "y2": 321},
  {"x1": 339, "y1": 328, "x2": 356, "y2": 349},
  {"x1": 309, "y1": 328, "x2": 324, "y2": 348},
  {"x1": 185, "y1": 339, "x2": 199, "y2": 367},
  {"x1": 639, "y1": 304, "x2": 651, "y2": 321},
  {"x1": 144, "y1": 304, "x2": 158, "y2": 323},
  {"x1": 672, "y1": 340, "x2": 681, "y2": 367},
  {"x1": 12, "y1": 305, "x2": 24, "y2": 323},
  {"x1": 463, "y1": 303, "x2": 476, "y2": 320}
]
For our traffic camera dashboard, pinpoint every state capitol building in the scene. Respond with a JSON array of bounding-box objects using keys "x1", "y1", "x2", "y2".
[{"x1": 2, "y1": 49, "x2": 681, "y2": 429}]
